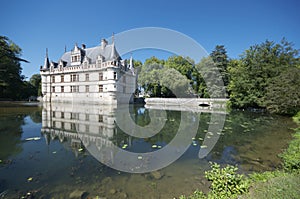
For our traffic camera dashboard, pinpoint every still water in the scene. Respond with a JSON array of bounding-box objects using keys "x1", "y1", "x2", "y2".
[{"x1": 0, "y1": 102, "x2": 296, "y2": 198}]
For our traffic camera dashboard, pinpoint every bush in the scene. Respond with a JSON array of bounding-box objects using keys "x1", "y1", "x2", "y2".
[
  {"x1": 179, "y1": 163, "x2": 250, "y2": 199},
  {"x1": 205, "y1": 162, "x2": 250, "y2": 199}
]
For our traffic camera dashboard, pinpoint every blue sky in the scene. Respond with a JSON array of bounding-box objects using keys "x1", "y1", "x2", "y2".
[{"x1": 1, "y1": 0, "x2": 299, "y2": 79}]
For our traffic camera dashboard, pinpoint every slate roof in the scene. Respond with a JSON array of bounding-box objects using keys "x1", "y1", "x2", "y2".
[{"x1": 59, "y1": 43, "x2": 120, "y2": 67}]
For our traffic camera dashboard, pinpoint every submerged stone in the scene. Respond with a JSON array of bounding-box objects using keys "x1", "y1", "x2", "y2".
[
  {"x1": 150, "y1": 170, "x2": 164, "y2": 180},
  {"x1": 69, "y1": 190, "x2": 86, "y2": 199},
  {"x1": 109, "y1": 188, "x2": 116, "y2": 194}
]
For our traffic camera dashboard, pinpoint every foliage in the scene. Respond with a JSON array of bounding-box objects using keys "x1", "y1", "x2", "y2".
[
  {"x1": 179, "y1": 190, "x2": 206, "y2": 199},
  {"x1": 29, "y1": 74, "x2": 41, "y2": 96},
  {"x1": 138, "y1": 56, "x2": 192, "y2": 97},
  {"x1": 205, "y1": 162, "x2": 250, "y2": 198},
  {"x1": 228, "y1": 39, "x2": 300, "y2": 110},
  {"x1": 165, "y1": 55, "x2": 194, "y2": 83},
  {"x1": 195, "y1": 57, "x2": 226, "y2": 98},
  {"x1": 138, "y1": 48, "x2": 229, "y2": 98},
  {"x1": 279, "y1": 113, "x2": 300, "y2": 173},
  {"x1": 210, "y1": 45, "x2": 229, "y2": 89},
  {"x1": 264, "y1": 67, "x2": 300, "y2": 115},
  {"x1": 293, "y1": 111, "x2": 300, "y2": 125},
  {"x1": 249, "y1": 170, "x2": 286, "y2": 183},
  {"x1": 180, "y1": 163, "x2": 250, "y2": 199},
  {"x1": 0, "y1": 36, "x2": 42, "y2": 100},
  {"x1": 0, "y1": 36, "x2": 27, "y2": 100}
]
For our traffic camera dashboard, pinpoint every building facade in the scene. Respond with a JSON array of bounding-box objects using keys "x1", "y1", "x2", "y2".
[{"x1": 40, "y1": 38, "x2": 137, "y2": 104}]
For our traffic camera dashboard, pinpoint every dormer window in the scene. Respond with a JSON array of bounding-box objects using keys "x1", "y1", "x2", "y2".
[
  {"x1": 71, "y1": 55, "x2": 81, "y2": 62},
  {"x1": 83, "y1": 56, "x2": 90, "y2": 68},
  {"x1": 70, "y1": 43, "x2": 84, "y2": 66}
]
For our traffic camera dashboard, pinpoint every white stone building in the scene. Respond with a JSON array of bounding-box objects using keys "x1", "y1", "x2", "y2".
[{"x1": 40, "y1": 37, "x2": 137, "y2": 104}]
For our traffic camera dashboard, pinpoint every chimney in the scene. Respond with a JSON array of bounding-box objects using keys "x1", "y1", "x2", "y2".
[
  {"x1": 81, "y1": 44, "x2": 86, "y2": 49},
  {"x1": 101, "y1": 39, "x2": 107, "y2": 49}
]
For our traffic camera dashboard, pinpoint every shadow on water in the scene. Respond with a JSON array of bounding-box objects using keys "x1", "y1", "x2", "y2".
[{"x1": 0, "y1": 102, "x2": 296, "y2": 198}]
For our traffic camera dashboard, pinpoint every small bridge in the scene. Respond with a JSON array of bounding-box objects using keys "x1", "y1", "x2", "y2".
[{"x1": 145, "y1": 98, "x2": 229, "y2": 108}]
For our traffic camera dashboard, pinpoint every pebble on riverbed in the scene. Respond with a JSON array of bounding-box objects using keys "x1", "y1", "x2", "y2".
[
  {"x1": 69, "y1": 190, "x2": 86, "y2": 199},
  {"x1": 150, "y1": 170, "x2": 164, "y2": 180}
]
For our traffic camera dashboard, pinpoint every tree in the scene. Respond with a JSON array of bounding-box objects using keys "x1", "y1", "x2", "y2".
[
  {"x1": 0, "y1": 36, "x2": 28, "y2": 100},
  {"x1": 160, "y1": 68, "x2": 190, "y2": 97},
  {"x1": 29, "y1": 74, "x2": 41, "y2": 96},
  {"x1": 210, "y1": 45, "x2": 229, "y2": 87},
  {"x1": 165, "y1": 55, "x2": 194, "y2": 80},
  {"x1": 265, "y1": 67, "x2": 300, "y2": 115},
  {"x1": 195, "y1": 57, "x2": 226, "y2": 98},
  {"x1": 228, "y1": 39, "x2": 300, "y2": 109},
  {"x1": 138, "y1": 56, "x2": 191, "y2": 97},
  {"x1": 138, "y1": 57, "x2": 165, "y2": 97}
]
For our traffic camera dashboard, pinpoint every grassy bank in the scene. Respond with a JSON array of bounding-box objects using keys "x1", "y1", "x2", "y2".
[{"x1": 180, "y1": 112, "x2": 300, "y2": 199}]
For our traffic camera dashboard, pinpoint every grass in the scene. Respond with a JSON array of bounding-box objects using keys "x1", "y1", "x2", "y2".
[{"x1": 243, "y1": 172, "x2": 300, "y2": 199}]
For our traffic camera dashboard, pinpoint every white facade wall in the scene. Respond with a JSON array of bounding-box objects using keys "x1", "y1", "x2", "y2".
[{"x1": 41, "y1": 63, "x2": 136, "y2": 104}]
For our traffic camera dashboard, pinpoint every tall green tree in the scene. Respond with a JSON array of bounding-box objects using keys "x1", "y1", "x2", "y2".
[
  {"x1": 0, "y1": 36, "x2": 28, "y2": 100},
  {"x1": 195, "y1": 57, "x2": 226, "y2": 98},
  {"x1": 210, "y1": 45, "x2": 229, "y2": 88},
  {"x1": 228, "y1": 39, "x2": 300, "y2": 109}
]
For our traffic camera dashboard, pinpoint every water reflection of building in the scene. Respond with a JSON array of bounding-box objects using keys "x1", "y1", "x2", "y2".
[{"x1": 41, "y1": 102, "x2": 122, "y2": 157}]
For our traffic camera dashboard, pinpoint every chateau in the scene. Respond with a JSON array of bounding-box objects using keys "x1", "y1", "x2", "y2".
[{"x1": 40, "y1": 37, "x2": 137, "y2": 104}]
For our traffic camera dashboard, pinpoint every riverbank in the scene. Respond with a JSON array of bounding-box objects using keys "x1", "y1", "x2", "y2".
[
  {"x1": 180, "y1": 112, "x2": 300, "y2": 199},
  {"x1": 0, "y1": 101, "x2": 41, "y2": 107}
]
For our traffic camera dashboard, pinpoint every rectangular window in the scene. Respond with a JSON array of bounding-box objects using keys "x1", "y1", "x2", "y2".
[
  {"x1": 85, "y1": 114, "x2": 89, "y2": 121},
  {"x1": 71, "y1": 113, "x2": 78, "y2": 120},
  {"x1": 52, "y1": 76, "x2": 55, "y2": 83},
  {"x1": 99, "y1": 85, "x2": 103, "y2": 92},
  {"x1": 52, "y1": 86, "x2": 55, "y2": 93},
  {"x1": 52, "y1": 111, "x2": 55, "y2": 118},
  {"x1": 99, "y1": 73, "x2": 103, "y2": 81},
  {"x1": 71, "y1": 85, "x2": 79, "y2": 93},
  {"x1": 61, "y1": 75, "x2": 64, "y2": 82},
  {"x1": 85, "y1": 85, "x2": 89, "y2": 92},
  {"x1": 61, "y1": 112, "x2": 64, "y2": 119},
  {"x1": 71, "y1": 74, "x2": 78, "y2": 82},
  {"x1": 114, "y1": 72, "x2": 117, "y2": 79},
  {"x1": 61, "y1": 86, "x2": 64, "y2": 93},
  {"x1": 98, "y1": 115, "x2": 103, "y2": 122},
  {"x1": 85, "y1": 74, "x2": 89, "y2": 81},
  {"x1": 71, "y1": 123, "x2": 76, "y2": 131}
]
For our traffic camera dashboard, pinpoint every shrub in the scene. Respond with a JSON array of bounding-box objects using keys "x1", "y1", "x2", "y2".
[{"x1": 205, "y1": 162, "x2": 250, "y2": 199}]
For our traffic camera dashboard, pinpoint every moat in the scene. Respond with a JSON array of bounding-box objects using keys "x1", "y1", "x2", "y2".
[{"x1": 0, "y1": 102, "x2": 296, "y2": 198}]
